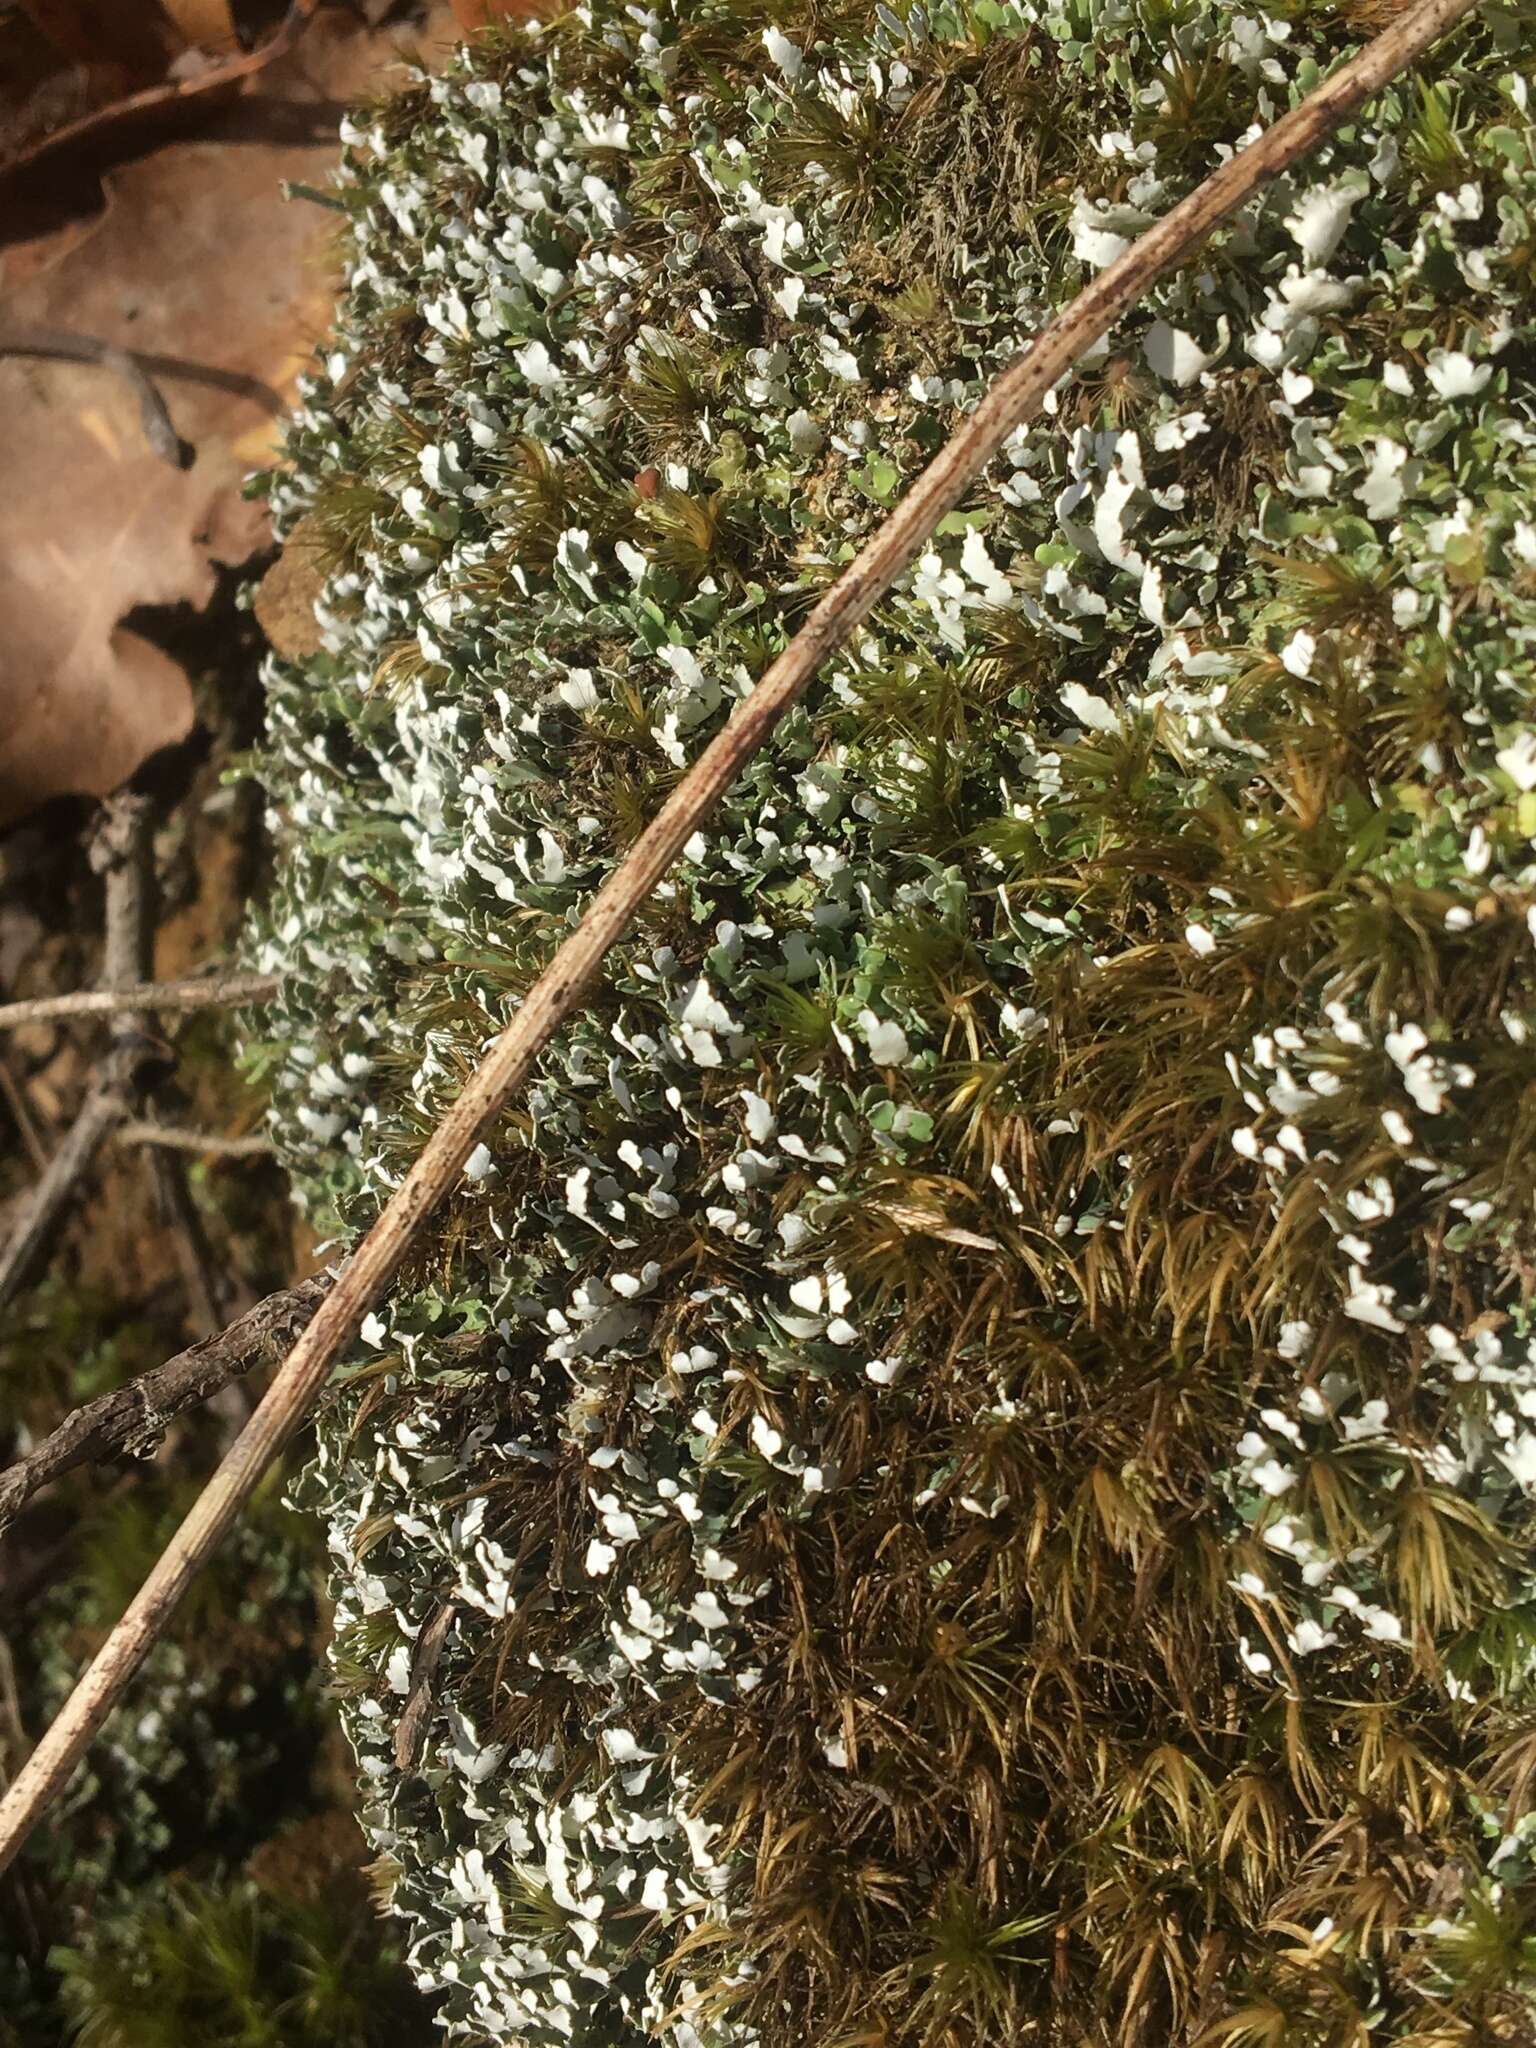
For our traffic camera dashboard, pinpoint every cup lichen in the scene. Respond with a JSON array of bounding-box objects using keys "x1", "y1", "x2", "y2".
[{"x1": 246, "y1": 2, "x2": 1536, "y2": 2040}]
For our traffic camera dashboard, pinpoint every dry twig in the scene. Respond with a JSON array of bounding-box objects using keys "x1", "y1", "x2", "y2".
[
  {"x1": 0, "y1": 1089, "x2": 127, "y2": 1317},
  {"x1": 392, "y1": 1599, "x2": 460, "y2": 1773},
  {"x1": 117, "y1": 1121, "x2": 275, "y2": 1159},
  {"x1": 0, "y1": 0, "x2": 1482, "y2": 1875},
  {"x1": 96, "y1": 791, "x2": 155, "y2": 1030},
  {"x1": 148, "y1": 1144, "x2": 228, "y2": 1336},
  {"x1": 0, "y1": 971, "x2": 279, "y2": 1032},
  {"x1": 0, "y1": 1056, "x2": 47, "y2": 1177},
  {"x1": 0, "y1": 1274, "x2": 334, "y2": 1537},
  {"x1": 0, "y1": 795, "x2": 157, "y2": 1316}
]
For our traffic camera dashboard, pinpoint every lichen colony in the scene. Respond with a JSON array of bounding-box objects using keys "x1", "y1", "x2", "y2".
[{"x1": 246, "y1": 2, "x2": 1536, "y2": 2040}]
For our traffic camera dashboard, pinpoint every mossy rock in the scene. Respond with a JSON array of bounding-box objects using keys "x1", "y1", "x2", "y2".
[{"x1": 246, "y1": 2, "x2": 1536, "y2": 2041}]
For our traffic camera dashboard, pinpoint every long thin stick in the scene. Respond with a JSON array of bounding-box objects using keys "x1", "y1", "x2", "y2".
[
  {"x1": 0, "y1": 972, "x2": 279, "y2": 1031},
  {"x1": 0, "y1": 0, "x2": 1481, "y2": 1876},
  {"x1": 0, "y1": 1275, "x2": 334, "y2": 1536}
]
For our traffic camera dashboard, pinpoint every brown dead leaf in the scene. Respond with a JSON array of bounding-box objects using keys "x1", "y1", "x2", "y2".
[
  {"x1": 16, "y1": 1, "x2": 184, "y2": 83},
  {"x1": 0, "y1": 0, "x2": 321, "y2": 209},
  {"x1": 160, "y1": 0, "x2": 243, "y2": 54},
  {"x1": 0, "y1": 6, "x2": 137, "y2": 180},
  {"x1": 0, "y1": 3, "x2": 459, "y2": 827}
]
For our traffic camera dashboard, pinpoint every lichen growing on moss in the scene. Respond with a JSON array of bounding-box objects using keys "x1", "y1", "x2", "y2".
[{"x1": 244, "y1": 1, "x2": 1536, "y2": 2040}]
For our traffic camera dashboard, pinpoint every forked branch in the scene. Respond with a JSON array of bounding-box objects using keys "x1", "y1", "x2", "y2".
[{"x1": 0, "y1": 0, "x2": 1483, "y2": 1875}]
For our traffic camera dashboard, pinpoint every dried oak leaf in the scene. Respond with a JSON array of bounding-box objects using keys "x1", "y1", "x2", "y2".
[
  {"x1": 15, "y1": 1, "x2": 188, "y2": 85},
  {"x1": 0, "y1": 3, "x2": 457, "y2": 828},
  {"x1": 0, "y1": 1, "x2": 317, "y2": 223}
]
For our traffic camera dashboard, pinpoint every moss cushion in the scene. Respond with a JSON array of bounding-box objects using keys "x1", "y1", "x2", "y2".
[{"x1": 247, "y1": 2, "x2": 1536, "y2": 2039}]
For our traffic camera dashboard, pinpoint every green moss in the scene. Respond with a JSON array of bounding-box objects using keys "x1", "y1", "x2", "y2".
[
  {"x1": 247, "y1": 1, "x2": 1536, "y2": 2042},
  {"x1": 51, "y1": 1873, "x2": 423, "y2": 2048}
]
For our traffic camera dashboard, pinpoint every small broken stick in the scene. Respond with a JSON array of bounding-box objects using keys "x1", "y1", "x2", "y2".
[
  {"x1": 0, "y1": 1271, "x2": 335, "y2": 1535},
  {"x1": 392, "y1": 1599, "x2": 460, "y2": 1772}
]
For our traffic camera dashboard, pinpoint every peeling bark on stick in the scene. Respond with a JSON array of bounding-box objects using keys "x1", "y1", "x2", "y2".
[{"x1": 0, "y1": 1273, "x2": 335, "y2": 1536}]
